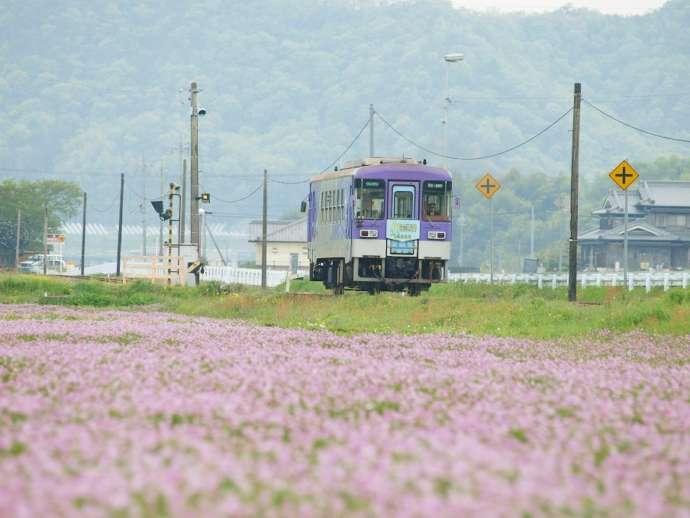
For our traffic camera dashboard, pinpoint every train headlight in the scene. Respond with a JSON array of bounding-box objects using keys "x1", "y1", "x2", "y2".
[
  {"x1": 428, "y1": 231, "x2": 446, "y2": 240},
  {"x1": 359, "y1": 229, "x2": 378, "y2": 238}
]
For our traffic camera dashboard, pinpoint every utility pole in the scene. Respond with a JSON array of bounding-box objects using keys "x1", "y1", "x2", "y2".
[
  {"x1": 261, "y1": 169, "x2": 268, "y2": 289},
  {"x1": 43, "y1": 206, "x2": 48, "y2": 275},
  {"x1": 180, "y1": 158, "x2": 187, "y2": 244},
  {"x1": 369, "y1": 104, "x2": 375, "y2": 157},
  {"x1": 116, "y1": 173, "x2": 124, "y2": 276},
  {"x1": 15, "y1": 208, "x2": 21, "y2": 271},
  {"x1": 159, "y1": 165, "x2": 164, "y2": 256},
  {"x1": 568, "y1": 82, "x2": 582, "y2": 302},
  {"x1": 190, "y1": 82, "x2": 200, "y2": 255},
  {"x1": 141, "y1": 159, "x2": 147, "y2": 256},
  {"x1": 530, "y1": 204, "x2": 535, "y2": 257},
  {"x1": 80, "y1": 192, "x2": 87, "y2": 276}
]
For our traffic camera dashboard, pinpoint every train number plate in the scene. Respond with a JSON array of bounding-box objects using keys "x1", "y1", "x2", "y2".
[{"x1": 389, "y1": 239, "x2": 416, "y2": 255}]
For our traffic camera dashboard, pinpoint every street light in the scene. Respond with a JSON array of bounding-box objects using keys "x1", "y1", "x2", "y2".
[{"x1": 442, "y1": 52, "x2": 464, "y2": 169}]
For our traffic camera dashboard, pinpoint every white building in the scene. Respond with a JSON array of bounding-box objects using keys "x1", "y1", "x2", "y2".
[{"x1": 249, "y1": 219, "x2": 308, "y2": 269}]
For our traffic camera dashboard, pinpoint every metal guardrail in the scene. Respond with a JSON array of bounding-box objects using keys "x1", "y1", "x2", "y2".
[{"x1": 448, "y1": 272, "x2": 690, "y2": 292}]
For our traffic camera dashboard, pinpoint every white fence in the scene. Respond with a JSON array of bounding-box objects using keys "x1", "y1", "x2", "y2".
[
  {"x1": 201, "y1": 266, "x2": 308, "y2": 288},
  {"x1": 448, "y1": 272, "x2": 690, "y2": 292},
  {"x1": 200, "y1": 266, "x2": 689, "y2": 292}
]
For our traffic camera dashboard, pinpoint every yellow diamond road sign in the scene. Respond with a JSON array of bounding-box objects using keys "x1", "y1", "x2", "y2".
[
  {"x1": 608, "y1": 160, "x2": 639, "y2": 191},
  {"x1": 475, "y1": 173, "x2": 501, "y2": 199}
]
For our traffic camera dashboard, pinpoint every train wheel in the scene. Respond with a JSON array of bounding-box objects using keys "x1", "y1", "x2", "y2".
[{"x1": 408, "y1": 285, "x2": 421, "y2": 297}]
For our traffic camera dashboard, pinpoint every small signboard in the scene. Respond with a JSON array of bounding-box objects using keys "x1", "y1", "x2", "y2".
[
  {"x1": 608, "y1": 160, "x2": 639, "y2": 190},
  {"x1": 475, "y1": 173, "x2": 501, "y2": 199},
  {"x1": 386, "y1": 220, "x2": 420, "y2": 241}
]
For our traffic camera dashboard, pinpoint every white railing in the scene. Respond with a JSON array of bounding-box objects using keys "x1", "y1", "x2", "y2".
[
  {"x1": 448, "y1": 272, "x2": 690, "y2": 292},
  {"x1": 200, "y1": 266, "x2": 308, "y2": 288}
]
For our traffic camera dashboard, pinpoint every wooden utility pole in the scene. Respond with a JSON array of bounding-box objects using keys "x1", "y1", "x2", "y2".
[
  {"x1": 80, "y1": 192, "x2": 87, "y2": 276},
  {"x1": 43, "y1": 206, "x2": 48, "y2": 275},
  {"x1": 159, "y1": 165, "x2": 164, "y2": 256},
  {"x1": 116, "y1": 173, "x2": 124, "y2": 276},
  {"x1": 190, "y1": 82, "x2": 200, "y2": 253},
  {"x1": 180, "y1": 158, "x2": 187, "y2": 243},
  {"x1": 568, "y1": 82, "x2": 582, "y2": 302},
  {"x1": 15, "y1": 208, "x2": 21, "y2": 271},
  {"x1": 261, "y1": 169, "x2": 268, "y2": 289}
]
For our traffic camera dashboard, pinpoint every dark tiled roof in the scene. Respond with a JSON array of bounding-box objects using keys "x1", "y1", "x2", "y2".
[{"x1": 579, "y1": 219, "x2": 690, "y2": 243}]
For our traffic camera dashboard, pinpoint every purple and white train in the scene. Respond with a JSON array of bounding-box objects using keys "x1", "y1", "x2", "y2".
[{"x1": 303, "y1": 157, "x2": 452, "y2": 295}]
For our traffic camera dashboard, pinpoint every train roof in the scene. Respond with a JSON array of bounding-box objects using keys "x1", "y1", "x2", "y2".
[{"x1": 309, "y1": 157, "x2": 451, "y2": 183}]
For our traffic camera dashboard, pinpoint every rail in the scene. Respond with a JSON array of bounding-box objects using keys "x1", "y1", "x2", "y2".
[{"x1": 448, "y1": 272, "x2": 690, "y2": 292}]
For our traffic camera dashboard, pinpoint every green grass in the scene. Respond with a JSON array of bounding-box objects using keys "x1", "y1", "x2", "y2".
[{"x1": 1, "y1": 273, "x2": 689, "y2": 338}]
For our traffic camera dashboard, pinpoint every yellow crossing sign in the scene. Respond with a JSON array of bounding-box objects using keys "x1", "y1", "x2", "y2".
[
  {"x1": 475, "y1": 173, "x2": 501, "y2": 199},
  {"x1": 608, "y1": 160, "x2": 639, "y2": 190}
]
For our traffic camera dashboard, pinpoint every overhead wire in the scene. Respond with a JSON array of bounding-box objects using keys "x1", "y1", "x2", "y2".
[
  {"x1": 375, "y1": 108, "x2": 573, "y2": 161},
  {"x1": 583, "y1": 99, "x2": 690, "y2": 144},
  {"x1": 203, "y1": 184, "x2": 263, "y2": 204},
  {"x1": 269, "y1": 117, "x2": 372, "y2": 184}
]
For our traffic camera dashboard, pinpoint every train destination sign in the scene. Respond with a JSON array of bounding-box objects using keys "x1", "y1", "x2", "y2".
[
  {"x1": 608, "y1": 160, "x2": 639, "y2": 190},
  {"x1": 475, "y1": 173, "x2": 501, "y2": 199}
]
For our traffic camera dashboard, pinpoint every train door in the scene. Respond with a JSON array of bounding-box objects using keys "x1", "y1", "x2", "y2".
[
  {"x1": 390, "y1": 183, "x2": 419, "y2": 220},
  {"x1": 387, "y1": 182, "x2": 420, "y2": 259}
]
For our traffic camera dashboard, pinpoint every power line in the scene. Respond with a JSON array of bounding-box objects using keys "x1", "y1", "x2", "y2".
[
  {"x1": 271, "y1": 118, "x2": 372, "y2": 184},
  {"x1": 583, "y1": 99, "x2": 690, "y2": 144},
  {"x1": 206, "y1": 184, "x2": 263, "y2": 204},
  {"x1": 376, "y1": 108, "x2": 573, "y2": 161}
]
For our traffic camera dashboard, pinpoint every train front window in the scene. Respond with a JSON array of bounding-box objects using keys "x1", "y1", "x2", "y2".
[
  {"x1": 423, "y1": 181, "x2": 451, "y2": 221},
  {"x1": 356, "y1": 179, "x2": 385, "y2": 219},
  {"x1": 392, "y1": 186, "x2": 415, "y2": 219}
]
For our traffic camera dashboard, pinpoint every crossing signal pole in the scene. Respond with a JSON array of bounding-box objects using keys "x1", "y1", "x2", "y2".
[{"x1": 568, "y1": 82, "x2": 582, "y2": 302}]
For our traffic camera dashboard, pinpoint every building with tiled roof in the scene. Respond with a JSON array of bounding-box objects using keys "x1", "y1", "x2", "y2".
[{"x1": 579, "y1": 181, "x2": 690, "y2": 271}]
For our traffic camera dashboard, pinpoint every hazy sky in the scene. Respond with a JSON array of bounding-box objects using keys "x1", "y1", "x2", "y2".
[{"x1": 450, "y1": 0, "x2": 668, "y2": 15}]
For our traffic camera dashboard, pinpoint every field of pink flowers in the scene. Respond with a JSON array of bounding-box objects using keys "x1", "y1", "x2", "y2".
[{"x1": 1, "y1": 304, "x2": 688, "y2": 517}]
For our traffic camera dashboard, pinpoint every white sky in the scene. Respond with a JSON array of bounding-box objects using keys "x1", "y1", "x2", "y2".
[{"x1": 450, "y1": 0, "x2": 668, "y2": 15}]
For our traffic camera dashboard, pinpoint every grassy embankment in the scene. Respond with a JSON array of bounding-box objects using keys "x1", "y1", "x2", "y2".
[{"x1": 1, "y1": 274, "x2": 689, "y2": 338}]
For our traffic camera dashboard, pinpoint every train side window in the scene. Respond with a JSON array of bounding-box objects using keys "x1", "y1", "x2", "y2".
[
  {"x1": 422, "y1": 181, "x2": 451, "y2": 221},
  {"x1": 356, "y1": 179, "x2": 385, "y2": 219}
]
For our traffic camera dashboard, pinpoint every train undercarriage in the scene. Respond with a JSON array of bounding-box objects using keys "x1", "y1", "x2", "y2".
[{"x1": 310, "y1": 257, "x2": 446, "y2": 296}]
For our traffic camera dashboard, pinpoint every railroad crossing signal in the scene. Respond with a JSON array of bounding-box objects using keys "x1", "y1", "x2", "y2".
[
  {"x1": 475, "y1": 173, "x2": 501, "y2": 199},
  {"x1": 608, "y1": 160, "x2": 639, "y2": 190}
]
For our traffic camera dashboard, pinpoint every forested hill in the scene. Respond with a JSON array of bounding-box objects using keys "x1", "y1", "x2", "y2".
[{"x1": 1, "y1": 0, "x2": 688, "y2": 219}]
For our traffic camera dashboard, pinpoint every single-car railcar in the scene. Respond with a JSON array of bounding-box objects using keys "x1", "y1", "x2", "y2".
[{"x1": 304, "y1": 157, "x2": 452, "y2": 295}]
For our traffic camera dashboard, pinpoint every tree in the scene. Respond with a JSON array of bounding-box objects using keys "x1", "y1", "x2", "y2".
[{"x1": 0, "y1": 179, "x2": 81, "y2": 264}]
